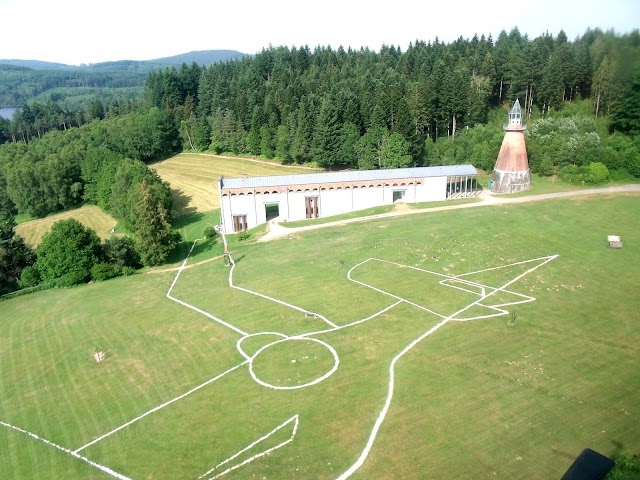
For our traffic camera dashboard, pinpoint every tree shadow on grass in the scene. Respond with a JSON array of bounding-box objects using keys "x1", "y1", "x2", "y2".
[
  {"x1": 171, "y1": 188, "x2": 198, "y2": 219},
  {"x1": 173, "y1": 211, "x2": 205, "y2": 231},
  {"x1": 191, "y1": 238, "x2": 219, "y2": 258},
  {"x1": 165, "y1": 237, "x2": 220, "y2": 265}
]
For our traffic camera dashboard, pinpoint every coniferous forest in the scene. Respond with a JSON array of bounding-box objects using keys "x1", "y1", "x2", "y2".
[
  {"x1": 153, "y1": 28, "x2": 640, "y2": 174},
  {"x1": 0, "y1": 27, "x2": 639, "y2": 294}
]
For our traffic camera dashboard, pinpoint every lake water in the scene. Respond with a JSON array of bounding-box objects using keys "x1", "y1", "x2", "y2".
[{"x1": 0, "y1": 107, "x2": 18, "y2": 120}]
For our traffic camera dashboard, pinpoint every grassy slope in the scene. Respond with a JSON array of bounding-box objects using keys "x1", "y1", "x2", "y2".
[
  {"x1": 14, "y1": 205, "x2": 118, "y2": 248},
  {"x1": 150, "y1": 153, "x2": 319, "y2": 214},
  {"x1": 1, "y1": 194, "x2": 639, "y2": 479}
]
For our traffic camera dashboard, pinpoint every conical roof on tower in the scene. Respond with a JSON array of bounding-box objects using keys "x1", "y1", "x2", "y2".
[{"x1": 505, "y1": 98, "x2": 525, "y2": 130}]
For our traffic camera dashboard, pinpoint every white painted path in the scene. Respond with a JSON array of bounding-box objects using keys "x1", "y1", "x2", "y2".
[{"x1": 2, "y1": 226, "x2": 561, "y2": 479}]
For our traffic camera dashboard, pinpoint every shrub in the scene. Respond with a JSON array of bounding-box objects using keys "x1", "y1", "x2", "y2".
[
  {"x1": 103, "y1": 236, "x2": 141, "y2": 268},
  {"x1": 203, "y1": 226, "x2": 217, "y2": 239},
  {"x1": 586, "y1": 162, "x2": 610, "y2": 184},
  {"x1": 237, "y1": 231, "x2": 250, "y2": 241},
  {"x1": 121, "y1": 266, "x2": 137, "y2": 276},
  {"x1": 91, "y1": 263, "x2": 122, "y2": 282},
  {"x1": 537, "y1": 156, "x2": 556, "y2": 176},
  {"x1": 559, "y1": 164, "x2": 584, "y2": 184},
  {"x1": 54, "y1": 271, "x2": 89, "y2": 288},
  {"x1": 560, "y1": 162, "x2": 610, "y2": 184},
  {"x1": 609, "y1": 168, "x2": 635, "y2": 181},
  {"x1": 20, "y1": 265, "x2": 41, "y2": 288}
]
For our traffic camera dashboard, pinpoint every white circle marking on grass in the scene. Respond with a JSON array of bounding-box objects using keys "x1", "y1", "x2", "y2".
[{"x1": 249, "y1": 337, "x2": 339, "y2": 390}]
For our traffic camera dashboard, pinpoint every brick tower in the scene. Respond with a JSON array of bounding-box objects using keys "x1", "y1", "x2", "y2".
[{"x1": 491, "y1": 99, "x2": 531, "y2": 193}]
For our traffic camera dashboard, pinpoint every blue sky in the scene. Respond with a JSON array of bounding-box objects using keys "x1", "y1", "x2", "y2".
[{"x1": 0, "y1": 0, "x2": 637, "y2": 65}]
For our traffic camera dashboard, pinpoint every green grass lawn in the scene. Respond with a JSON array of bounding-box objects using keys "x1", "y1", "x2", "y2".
[
  {"x1": 281, "y1": 198, "x2": 483, "y2": 229},
  {"x1": 282, "y1": 204, "x2": 396, "y2": 228},
  {"x1": 1, "y1": 194, "x2": 639, "y2": 479}
]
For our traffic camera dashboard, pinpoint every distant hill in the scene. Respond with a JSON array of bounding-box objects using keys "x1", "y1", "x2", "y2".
[
  {"x1": 0, "y1": 59, "x2": 73, "y2": 70},
  {"x1": 146, "y1": 49, "x2": 249, "y2": 66},
  {"x1": 0, "y1": 50, "x2": 248, "y2": 71},
  {"x1": 0, "y1": 50, "x2": 249, "y2": 107}
]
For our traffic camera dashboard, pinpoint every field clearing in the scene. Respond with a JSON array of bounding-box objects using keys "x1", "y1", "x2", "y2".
[
  {"x1": 150, "y1": 153, "x2": 319, "y2": 214},
  {"x1": 1, "y1": 194, "x2": 639, "y2": 479},
  {"x1": 15, "y1": 205, "x2": 118, "y2": 248}
]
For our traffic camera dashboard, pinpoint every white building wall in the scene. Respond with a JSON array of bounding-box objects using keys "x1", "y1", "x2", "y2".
[
  {"x1": 286, "y1": 191, "x2": 309, "y2": 221},
  {"x1": 353, "y1": 187, "x2": 384, "y2": 211},
  {"x1": 253, "y1": 192, "x2": 288, "y2": 225},
  {"x1": 222, "y1": 194, "x2": 257, "y2": 232},
  {"x1": 415, "y1": 176, "x2": 447, "y2": 202},
  {"x1": 320, "y1": 189, "x2": 353, "y2": 217},
  {"x1": 222, "y1": 174, "x2": 451, "y2": 233}
]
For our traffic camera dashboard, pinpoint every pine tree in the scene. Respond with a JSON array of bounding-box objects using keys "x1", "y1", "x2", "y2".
[
  {"x1": 134, "y1": 181, "x2": 179, "y2": 266},
  {"x1": 540, "y1": 52, "x2": 565, "y2": 112},
  {"x1": 593, "y1": 57, "x2": 612, "y2": 117},
  {"x1": 381, "y1": 132, "x2": 412, "y2": 168},
  {"x1": 275, "y1": 124, "x2": 291, "y2": 162},
  {"x1": 312, "y1": 97, "x2": 342, "y2": 168},
  {"x1": 338, "y1": 122, "x2": 360, "y2": 168},
  {"x1": 609, "y1": 54, "x2": 640, "y2": 135}
]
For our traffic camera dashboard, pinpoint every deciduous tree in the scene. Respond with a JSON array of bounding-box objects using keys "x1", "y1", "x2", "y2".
[{"x1": 35, "y1": 218, "x2": 102, "y2": 287}]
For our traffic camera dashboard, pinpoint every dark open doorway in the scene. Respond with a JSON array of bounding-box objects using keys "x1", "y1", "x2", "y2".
[
  {"x1": 265, "y1": 202, "x2": 280, "y2": 221},
  {"x1": 392, "y1": 190, "x2": 406, "y2": 202}
]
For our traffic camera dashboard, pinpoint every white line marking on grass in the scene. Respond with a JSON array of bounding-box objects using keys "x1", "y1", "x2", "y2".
[
  {"x1": 455, "y1": 255, "x2": 559, "y2": 278},
  {"x1": 347, "y1": 259, "x2": 446, "y2": 319},
  {"x1": 198, "y1": 414, "x2": 299, "y2": 480},
  {"x1": 438, "y1": 278, "x2": 487, "y2": 296},
  {"x1": 223, "y1": 234, "x2": 338, "y2": 329},
  {"x1": 73, "y1": 361, "x2": 248, "y2": 454},
  {"x1": 166, "y1": 240, "x2": 248, "y2": 336},
  {"x1": 1, "y1": 421, "x2": 131, "y2": 480},
  {"x1": 249, "y1": 338, "x2": 340, "y2": 390},
  {"x1": 228, "y1": 262, "x2": 338, "y2": 328},
  {"x1": 337, "y1": 254, "x2": 558, "y2": 479},
  {"x1": 236, "y1": 331, "x2": 289, "y2": 360},
  {"x1": 298, "y1": 300, "x2": 404, "y2": 338}
]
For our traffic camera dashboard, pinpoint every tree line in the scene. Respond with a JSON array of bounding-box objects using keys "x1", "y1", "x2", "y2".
[
  {"x1": 0, "y1": 98, "x2": 143, "y2": 144},
  {"x1": 0, "y1": 107, "x2": 181, "y2": 294},
  {"x1": 143, "y1": 28, "x2": 639, "y2": 173},
  {"x1": 0, "y1": 64, "x2": 147, "y2": 107}
]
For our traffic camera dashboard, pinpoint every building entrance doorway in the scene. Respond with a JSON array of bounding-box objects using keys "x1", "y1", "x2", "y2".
[
  {"x1": 392, "y1": 190, "x2": 406, "y2": 202},
  {"x1": 232, "y1": 215, "x2": 247, "y2": 232},
  {"x1": 265, "y1": 203, "x2": 279, "y2": 221},
  {"x1": 305, "y1": 197, "x2": 319, "y2": 219}
]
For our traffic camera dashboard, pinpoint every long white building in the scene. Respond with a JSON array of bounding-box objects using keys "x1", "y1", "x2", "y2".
[{"x1": 219, "y1": 164, "x2": 477, "y2": 234}]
